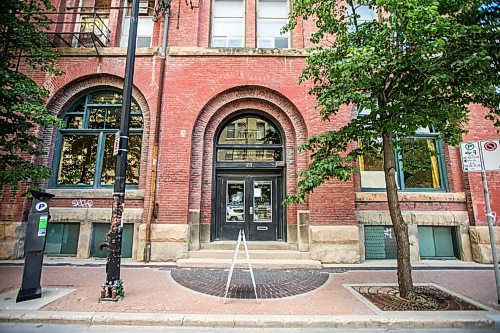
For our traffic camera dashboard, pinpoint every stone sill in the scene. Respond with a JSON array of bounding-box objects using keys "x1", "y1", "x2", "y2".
[
  {"x1": 47, "y1": 188, "x2": 144, "y2": 200},
  {"x1": 56, "y1": 47, "x2": 159, "y2": 57},
  {"x1": 54, "y1": 46, "x2": 307, "y2": 58},
  {"x1": 168, "y1": 46, "x2": 307, "y2": 57},
  {"x1": 355, "y1": 192, "x2": 466, "y2": 202}
]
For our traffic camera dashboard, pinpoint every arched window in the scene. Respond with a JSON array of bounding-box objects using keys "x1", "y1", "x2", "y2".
[
  {"x1": 52, "y1": 90, "x2": 143, "y2": 187},
  {"x1": 216, "y1": 115, "x2": 283, "y2": 163}
]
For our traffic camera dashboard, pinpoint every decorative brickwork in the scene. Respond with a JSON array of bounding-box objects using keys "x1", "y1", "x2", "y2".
[{"x1": 189, "y1": 85, "x2": 308, "y2": 232}]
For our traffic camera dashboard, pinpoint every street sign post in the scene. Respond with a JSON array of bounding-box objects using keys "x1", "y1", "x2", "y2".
[
  {"x1": 459, "y1": 141, "x2": 482, "y2": 172},
  {"x1": 460, "y1": 139, "x2": 500, "y2": 304}
]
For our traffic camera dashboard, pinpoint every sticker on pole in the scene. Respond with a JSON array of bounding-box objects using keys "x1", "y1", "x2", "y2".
[
  {"x1": 113, "y1": 131, "x2": 120, "y2": 156},
  {"x1": 480, "y1": 140, "x2": 500, "y2": 171},
  {"x1": 460, "y1": 141, "x2": 482, "y2": 172}
]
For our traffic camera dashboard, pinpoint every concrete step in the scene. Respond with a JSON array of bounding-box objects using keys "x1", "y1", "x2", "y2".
[
  {"x1": 188, "y1": 249, "x2": 311, "y2": 260},
  {"x1": 200, "y1": 241, "x2": 297, "y2": 251},
  {"x1": 176, "y1": 258, "x2": 322, "y2": 269}
]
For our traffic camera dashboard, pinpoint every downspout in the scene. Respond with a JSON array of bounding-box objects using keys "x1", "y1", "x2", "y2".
[{"x1": 144, "y1": 11, "x2": 169, "y2": 263}]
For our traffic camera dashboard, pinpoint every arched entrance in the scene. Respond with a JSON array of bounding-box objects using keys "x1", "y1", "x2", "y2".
[{"x1": 212, "y1": 112, "x2": 285, "y2": 241}]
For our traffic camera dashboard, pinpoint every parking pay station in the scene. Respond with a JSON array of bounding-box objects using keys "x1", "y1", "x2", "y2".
[{"x1": 16, "y1": 190, "x2": 55, "y2": 302}]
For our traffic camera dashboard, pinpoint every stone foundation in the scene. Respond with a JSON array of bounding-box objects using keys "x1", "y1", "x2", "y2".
[
  {"x1": 309, "y1": 225, "x2": 361, "y2": 263},
  {"x1": 469, "y1": 226, "x2": 500, "y2": 264},
  {"x1": 136, "y1": 224, "x2": 189, "y2": 262},
  {"x1": 0, "y1": 221, "x2": 26, "y2": 259}
]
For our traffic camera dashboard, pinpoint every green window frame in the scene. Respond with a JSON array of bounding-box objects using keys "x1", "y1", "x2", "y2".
[
  {"x1": 359, "y1": 129, "x2": 448, "y2": 192},
  {"x1": 51, "y1": 90, "x2": 143, "y2": 188}
]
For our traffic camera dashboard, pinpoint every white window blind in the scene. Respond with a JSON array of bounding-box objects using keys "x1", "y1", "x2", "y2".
[
  {"x1": 257, "y1": 0, "x2": 289, "y2": 49},
  {"x1": 211, "y1": 0, "x2": 244, "y2": 47}
]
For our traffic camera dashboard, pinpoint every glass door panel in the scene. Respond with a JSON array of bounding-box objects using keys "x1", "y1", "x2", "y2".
[
  {"x1": 253, "y1": 181, "x2": 272, "y2": 223},
  {"x1": 226, "y1": 181, "x2": 245, "y2": 222}
]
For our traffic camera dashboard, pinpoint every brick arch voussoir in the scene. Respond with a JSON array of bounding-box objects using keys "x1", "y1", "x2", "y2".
[{"x1": 189, "y1": 85, "x2": 308, "y2": 226}]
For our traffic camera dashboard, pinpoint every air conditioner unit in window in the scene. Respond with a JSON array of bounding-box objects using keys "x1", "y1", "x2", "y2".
[{"x1": 139, "y1": 0, "x2": 149, "y2": 15}]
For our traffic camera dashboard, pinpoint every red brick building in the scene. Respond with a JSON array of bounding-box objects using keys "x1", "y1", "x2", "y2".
[{"x1": 1, "y1": 0, "x2": 499, "y2": 265}]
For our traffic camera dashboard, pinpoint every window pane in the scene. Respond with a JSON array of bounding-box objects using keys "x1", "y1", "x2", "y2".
[
  {"x1": 66, "y1": 115, "x2": 84, "y2": 129},
  {"x1": 257, "y1": 38, "x2": 274, "y2": 48},
  {"x1": 88, "y1": 108, "x2": 106, "y2": 129},
  {"x1": 72, "y1": 101, "x2": 85, "y2": 113},
  {"x1": 57, "y1": 135, "x2": 98, "y2": 185},
  {"x1": 212, "y1": 18, "x2": 243, "y2": 37},
  {"x1": 360, "y1": 153, "x2": 386, "y2": 189},
  {"x1": 214, "y1": 0, "x2": 243, "y2": 17},
  {"x1": 219, "y1": 117, "x2": 281, "y2": 144},
  {"x1": 359, "y1": 140, "x2": 386, "y2": 189},
  {"x1": 259, "y1": 0, "x2": 288, "y2": 18},
  {"x1": 137, "y1": 17, "x2": 153, "y2": 35},
  {"x1": 274, "y1": 37, "x2": 288, "y2": 48},
  {"x1": 226, "y1": 181, "x2": 245, "y2": 222},
  {"x1": 227, "y1": 38, "x2": 243, "y2": 47},
  {"x1": 212, "y1": 38, "x2": 227, "y2": 47},
  {"x1": 258, "y1": 19, "x2": 287, "y2": 37},
  {"x1": 218, "y1": 149, "x2": 282, "y2": 162},
  {"x1": 101, "y1": 134, "x2": 141, "y2": 185},
  {"x1": 131, "y1": 101, "x2": 140, "y2": 113},
  {"x1": 130, "y1": 115, "x2": 143, "y2": 128},
  {"x1": 105, "y1": 109, "x2": 121, "y2": 129},
  {"x1": 254, "y1": 181, "x2": 272, "y2": 223},
  {"x1": 401, "y1": 139, "x2": 441, "y2": 189},
  {"x1": 137, "y1": 36, "x2": 152, "y2": 47},
  {"x1": 90, "y1": 92, "x2": 122, "y2": 104}
]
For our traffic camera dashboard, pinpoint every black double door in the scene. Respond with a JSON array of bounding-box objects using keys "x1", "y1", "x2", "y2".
[{"x1": 216, "y1": 173, "x2": 282, "y2": 241}]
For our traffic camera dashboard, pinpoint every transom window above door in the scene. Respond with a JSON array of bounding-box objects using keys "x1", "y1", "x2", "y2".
[{"x1": 216, "y1": 115, "x2": 283, "y2": 163}]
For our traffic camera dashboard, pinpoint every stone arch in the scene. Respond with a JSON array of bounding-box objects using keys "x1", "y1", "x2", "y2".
[
  {"x1": 188, "y1": 85, "x2": 308, "y2": 244},
  {"x1": 41, "y1": 74, "x2": 151, "y2": 190}
]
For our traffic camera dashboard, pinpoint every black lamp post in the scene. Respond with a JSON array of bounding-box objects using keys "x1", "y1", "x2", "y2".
[{"x1": 100, "y1": 0, "x2": 140, "y2": 301}]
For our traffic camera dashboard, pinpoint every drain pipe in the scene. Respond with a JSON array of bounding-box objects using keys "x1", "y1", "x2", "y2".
[{"x1": 144, "y1": 10, "x2": 170, "y2": 263}]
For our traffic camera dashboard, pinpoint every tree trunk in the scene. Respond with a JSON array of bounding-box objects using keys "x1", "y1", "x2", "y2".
[{"x1": 382, "y1": 131, "x2": 414, "y2": 299}]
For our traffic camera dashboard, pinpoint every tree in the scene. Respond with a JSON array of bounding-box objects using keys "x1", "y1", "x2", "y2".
[
  {"x1": 284, "y1": 0, "x2": 499, "y2": 299},
  {"x1": 0, "y1": 0, "x2": 63, "y2": 192}
]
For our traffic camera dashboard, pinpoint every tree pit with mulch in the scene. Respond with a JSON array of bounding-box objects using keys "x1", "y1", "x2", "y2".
[{"x1": 352, "y1": 285, "x2": 484, "y2": 311}]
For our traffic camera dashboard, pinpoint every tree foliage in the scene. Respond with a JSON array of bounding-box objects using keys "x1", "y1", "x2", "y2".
[
  {"x1": 0, "y1": 0, "x2": 63, "y2": 191},
  {"x1": 284, "y1": 0, "x2": 498, "y2": 298}
]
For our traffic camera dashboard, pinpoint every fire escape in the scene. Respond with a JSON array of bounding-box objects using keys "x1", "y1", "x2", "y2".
[{"x1": 45, "y1": 7, "x2": 112, "y2": 57}]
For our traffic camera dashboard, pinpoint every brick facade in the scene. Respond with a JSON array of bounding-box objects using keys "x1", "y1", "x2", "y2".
[{"x1": 1, "y1": 1, "x2": 498, "y2": 263}]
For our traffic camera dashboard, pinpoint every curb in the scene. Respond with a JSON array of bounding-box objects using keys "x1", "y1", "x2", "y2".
[{"x1": 1, "y1": 310, "x2": 499, "y2": 329}]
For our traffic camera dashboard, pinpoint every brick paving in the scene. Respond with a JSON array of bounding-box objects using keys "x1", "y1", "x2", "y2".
[
  {"x1": 0, "y1": 263, "x2": 499, "y2": 315},
  {"x1": 170, "y1": 268, "x2": 329, "y2": 299}
]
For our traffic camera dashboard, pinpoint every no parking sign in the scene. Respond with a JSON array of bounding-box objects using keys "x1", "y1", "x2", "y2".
[{"x1": 480, "y1": 140, "x2": 500, "y2": 171}]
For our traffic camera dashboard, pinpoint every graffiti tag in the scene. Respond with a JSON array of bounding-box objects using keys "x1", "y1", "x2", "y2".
[{"x1": 72, "y1": 199, "x2": 93, "y2": 208}]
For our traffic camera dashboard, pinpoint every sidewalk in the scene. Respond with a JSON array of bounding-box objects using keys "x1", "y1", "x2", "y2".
[{"x1": 1, "y1": 259, "x2": 499, "y2": 329}]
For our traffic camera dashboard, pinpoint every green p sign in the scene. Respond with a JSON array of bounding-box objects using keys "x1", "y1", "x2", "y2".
[{"x1": 38, "y1": 215, "x2": 48, "y2": 229}]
